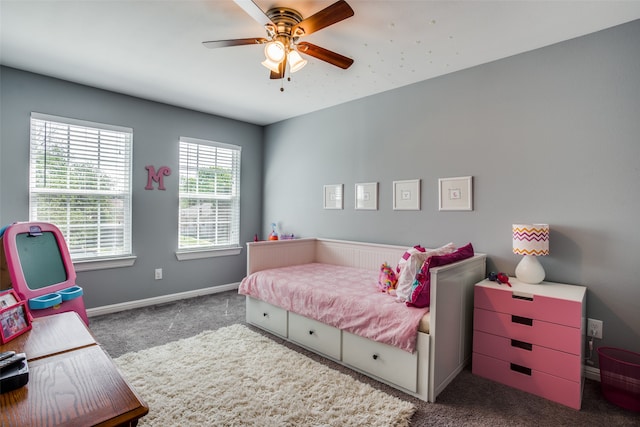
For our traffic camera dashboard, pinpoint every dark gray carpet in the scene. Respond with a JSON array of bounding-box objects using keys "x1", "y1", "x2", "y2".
[{"x1": 89, "y1": 290, "x2": 640, "y2": 426}]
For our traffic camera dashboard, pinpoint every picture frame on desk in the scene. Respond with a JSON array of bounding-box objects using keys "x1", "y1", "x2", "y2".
[{"x1": 0, "y1": 290, "x2": 32, "y2": 344}]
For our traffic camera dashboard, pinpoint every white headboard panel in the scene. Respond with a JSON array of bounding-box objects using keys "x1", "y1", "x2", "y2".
[
  {"x1": 246, "y1": 238, "x2": 408, "y2": 275},
  {"x1": 315, "y1": 239, "x2": 406, "y2": 271},
  {"x1": 246, "y1": 239, "x2": 316, "y2": 275}
]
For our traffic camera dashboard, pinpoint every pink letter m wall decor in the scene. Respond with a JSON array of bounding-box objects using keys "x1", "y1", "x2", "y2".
[{"x1": 145, "y1": 165, "x2": 171, "y2": 190}]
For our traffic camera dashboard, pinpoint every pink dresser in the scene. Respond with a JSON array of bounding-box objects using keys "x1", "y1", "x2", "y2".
[{"x1": 472, "y1": 278, "x2": 586, "y2": 409}]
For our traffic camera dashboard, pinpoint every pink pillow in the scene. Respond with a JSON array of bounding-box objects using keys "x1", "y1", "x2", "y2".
[{"x1": 407, "y1": 243, "x2": 475, "y2": 308}]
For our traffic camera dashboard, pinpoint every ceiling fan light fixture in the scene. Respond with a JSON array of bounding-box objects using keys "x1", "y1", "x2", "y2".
[
  {"x1": 204, "y1": 0, "x2": 355, "y2": 86},
  {"x1": 264, "y1": 40, "x2": 285, "y2": 62},
  {"x1": 288, "y1": 50, "x2": 307, "y2": 73},
  {"x1": 261, "y1": 58, "x2": 281, "y2": 73}
]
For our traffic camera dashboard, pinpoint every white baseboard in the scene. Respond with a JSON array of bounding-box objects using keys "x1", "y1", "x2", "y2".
[
  {"x1": 585, "y1": 365, "x2": 600, "y2": 382},
  {"x1": 86, "y1": 282, "x2": 240, "y2": 318}
]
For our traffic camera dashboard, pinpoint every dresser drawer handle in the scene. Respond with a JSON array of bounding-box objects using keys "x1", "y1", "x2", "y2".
[
  {"x1": 511, "y1": 339, "x2": 533, "y2": 351},
  {"x1": 511, "y1": 315, "x2": 533, "y2": 326},
  {"x1": 510, "y1": 363, "x2": 532, "y2": 376},
  {"x1": 511, "y1": 293, "x2": 534, "y2": 302}
]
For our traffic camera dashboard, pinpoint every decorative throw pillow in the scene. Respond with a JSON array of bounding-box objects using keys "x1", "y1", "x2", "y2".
[
  {"x1": 406, "y1": 243, "x2": 475, "y2": 308},
  {"x1": 395, "y1": 245, "x2": 426, "y2": 275},
  {"x1": 377, "y1": 262, "x2": 398, "y2": 294},
  {"x1": 395, "y1": 243, "x2": 456, "y2": 303}
]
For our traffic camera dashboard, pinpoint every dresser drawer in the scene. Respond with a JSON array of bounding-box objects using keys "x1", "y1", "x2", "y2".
[
  {"x1": 473, "y1": 330, "x2": 582, "y2": 382},
  {"x1": 289, "y1": 312, "x2": 341, "y2": 360},
  {"x1": 474, "y1": 307, "x2": 581, "y2": 355},
  {"x1": 473, "y1": 352, "x2": 582, "y2": 410},
  {"x1": 246, "y1": 297, "x2": 288, "y2": 337},
  {"x1": 474, "y1": 283, "x2": 582, "y2": 328},
  {"x1": 342, "y1": 331, "x2": 418, "y2": 392}
]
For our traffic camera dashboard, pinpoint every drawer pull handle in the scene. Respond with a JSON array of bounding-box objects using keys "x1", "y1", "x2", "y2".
[
  {"x1": 512, "y1": 294, "x2": 534, "y2": 302},
  {"x1": 372, "y1": 354, "x2": 379, "y2": 360},
  {"x1": 511, "y1": 315, "x2": 533, "y2": 326},
  {"x1": 510, "y1": 363, "x2": 532, "y2": 376},
  {"x1": 309, "y1": 330, "x2": 315, "y2": 335},
  {"x1": 511, "y1": 339, "x2": 533, "y2": 351}
]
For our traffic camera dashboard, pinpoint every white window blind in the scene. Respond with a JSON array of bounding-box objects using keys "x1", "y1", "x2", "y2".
[
  {"x1": 179, "y1": 137, "x2": 241, "y2": 251},
  {"x1": 29, "y1": 112, "x2": 133, "y2": 261}
]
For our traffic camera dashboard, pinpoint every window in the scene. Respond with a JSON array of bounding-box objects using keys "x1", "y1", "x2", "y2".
[
  {"x1": 29, "y1": 113, "x2": 133, "y2": 263},
  {"x1": 178, "y1": 137, "x2": 241, "y2": 254}
]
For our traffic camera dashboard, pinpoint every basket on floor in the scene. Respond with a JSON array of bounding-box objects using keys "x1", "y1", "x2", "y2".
[{"x1": 597, "y1": 346, "x2": 640, "y2": 412}]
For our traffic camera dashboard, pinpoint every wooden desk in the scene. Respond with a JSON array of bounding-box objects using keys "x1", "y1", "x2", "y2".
[
  {"x1": 0, "y1": 311, "x2": 96, "y2": 361},
  {"x1": 1, "y1": 312, "x2": 148, "y2": 426}
]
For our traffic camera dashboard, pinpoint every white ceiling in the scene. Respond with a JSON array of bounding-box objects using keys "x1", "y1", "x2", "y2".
[{"x1": 2, "y1": 1, "x2": 640, "y2": 126}]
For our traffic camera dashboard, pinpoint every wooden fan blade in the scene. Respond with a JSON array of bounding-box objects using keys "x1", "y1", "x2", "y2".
[
  {"x1": 297, "y1": 42, "x2": 353, "y2": 69},
  {"x1": 202, "y1": 38, "x2": 267, "y2": 49},
  {"x1": 292, "y1": 0, "x2": 354, "y2": 36},
  {"x1": 234, "y1": 0, "x2": 274, "y2": 27},
  {"x1": 270, "y1": 56, "x2": 287, "y2": 79}
]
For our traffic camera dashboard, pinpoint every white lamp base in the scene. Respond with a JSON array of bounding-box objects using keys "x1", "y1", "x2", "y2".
[{"x1": 515, "y1": 255, "x2": 545, "y2": 284}]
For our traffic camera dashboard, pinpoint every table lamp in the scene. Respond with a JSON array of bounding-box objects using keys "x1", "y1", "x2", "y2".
[{"x1": 512, "y1": 224, "x2": 549, "y2": 284}]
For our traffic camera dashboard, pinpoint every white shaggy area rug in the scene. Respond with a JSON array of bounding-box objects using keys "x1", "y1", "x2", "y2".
[{"x1": 115, "y1": 324, "x2": 416, "y2": 426}]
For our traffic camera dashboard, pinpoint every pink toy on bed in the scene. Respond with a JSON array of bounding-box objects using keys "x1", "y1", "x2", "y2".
[{"x1": 377, "y1": 262, "x2": 397, "y2": 294}]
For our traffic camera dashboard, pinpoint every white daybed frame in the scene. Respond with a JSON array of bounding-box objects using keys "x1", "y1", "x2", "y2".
[{"x1": 243, "y1": 238, "x2": 486, "y2": 402}]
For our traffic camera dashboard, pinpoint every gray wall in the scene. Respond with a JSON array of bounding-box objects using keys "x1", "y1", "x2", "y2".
[
  {"x1": 0, "y1": 67, "x2": 263, "y2": 308},
  {"x1": 263, "y1": 20, "x2": 640, "y2": 357}
]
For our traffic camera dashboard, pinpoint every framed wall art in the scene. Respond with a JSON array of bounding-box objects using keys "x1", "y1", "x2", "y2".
[
  {"x1": 323, "y1": 184, "x2": 343, "y2": 210},
  {"x1": 438, "y1": 176, "x2": 473, "y2": 211},
  {"x1": 355, "y1": 182, "x2": 378, "y2": 210},
  {"x1": 393, "y1": 179, "x2": 420, "y2": 210}
]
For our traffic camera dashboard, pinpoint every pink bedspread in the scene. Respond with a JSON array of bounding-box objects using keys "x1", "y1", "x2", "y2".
[{"x1": 238, "y1": 263, "x2": 429, "y2": 353}]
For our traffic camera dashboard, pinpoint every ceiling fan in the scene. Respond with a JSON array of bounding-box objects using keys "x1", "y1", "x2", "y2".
[{"x1": 203, "y1": 0, "x2": 354, "y2": 82}]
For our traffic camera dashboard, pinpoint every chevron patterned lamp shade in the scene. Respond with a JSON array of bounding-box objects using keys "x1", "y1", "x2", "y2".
[{"x1": 512, "y1": 224, "x2": 549, "y2": 284}]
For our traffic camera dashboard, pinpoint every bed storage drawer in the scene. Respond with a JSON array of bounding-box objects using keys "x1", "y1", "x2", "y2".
[
  {"x1": 342, "y1": 331, "x2": 418, "y2": 392},
  {"x1": 246, "y1": 297, "x2": 288, "y2": 337},
  {"x1": 289, "y1": 312, "x2": 341, "y2": 360}
]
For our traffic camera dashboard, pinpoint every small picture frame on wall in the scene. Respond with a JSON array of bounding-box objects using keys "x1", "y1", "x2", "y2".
[
  {"x1": 393, "y1": 179, "x2": 420, "y2": 210},
  {"x1": 438, "y1": 176, "x2": 473, "y2": 211},
  {"x1": 323, "y1": 184, "x2": 343, "y2": 210},
  {"x1": 355, "y1": 182, "x2": 378, "y2": 210}
]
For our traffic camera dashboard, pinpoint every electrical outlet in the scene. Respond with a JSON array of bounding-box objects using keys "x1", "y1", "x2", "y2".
[
  {"x1": 155, "y1": 268, "x2": 163, "y2": 280},
  {"x1": 587, "y1": 318, "x2": 603, "y2": 339}
]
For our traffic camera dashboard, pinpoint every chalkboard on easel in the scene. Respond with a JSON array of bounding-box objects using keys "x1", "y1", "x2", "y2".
[{"x1": 16, "y1": 232, "x2": 67, "y2": 290}]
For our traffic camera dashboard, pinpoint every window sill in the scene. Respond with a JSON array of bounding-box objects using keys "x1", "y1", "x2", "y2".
[
  {"x1": 73, "y1": 256, "x2": 137, "y2": 272},
  {"x1": 175, "y1": 247, "x2": 242, "y2": 261}
]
